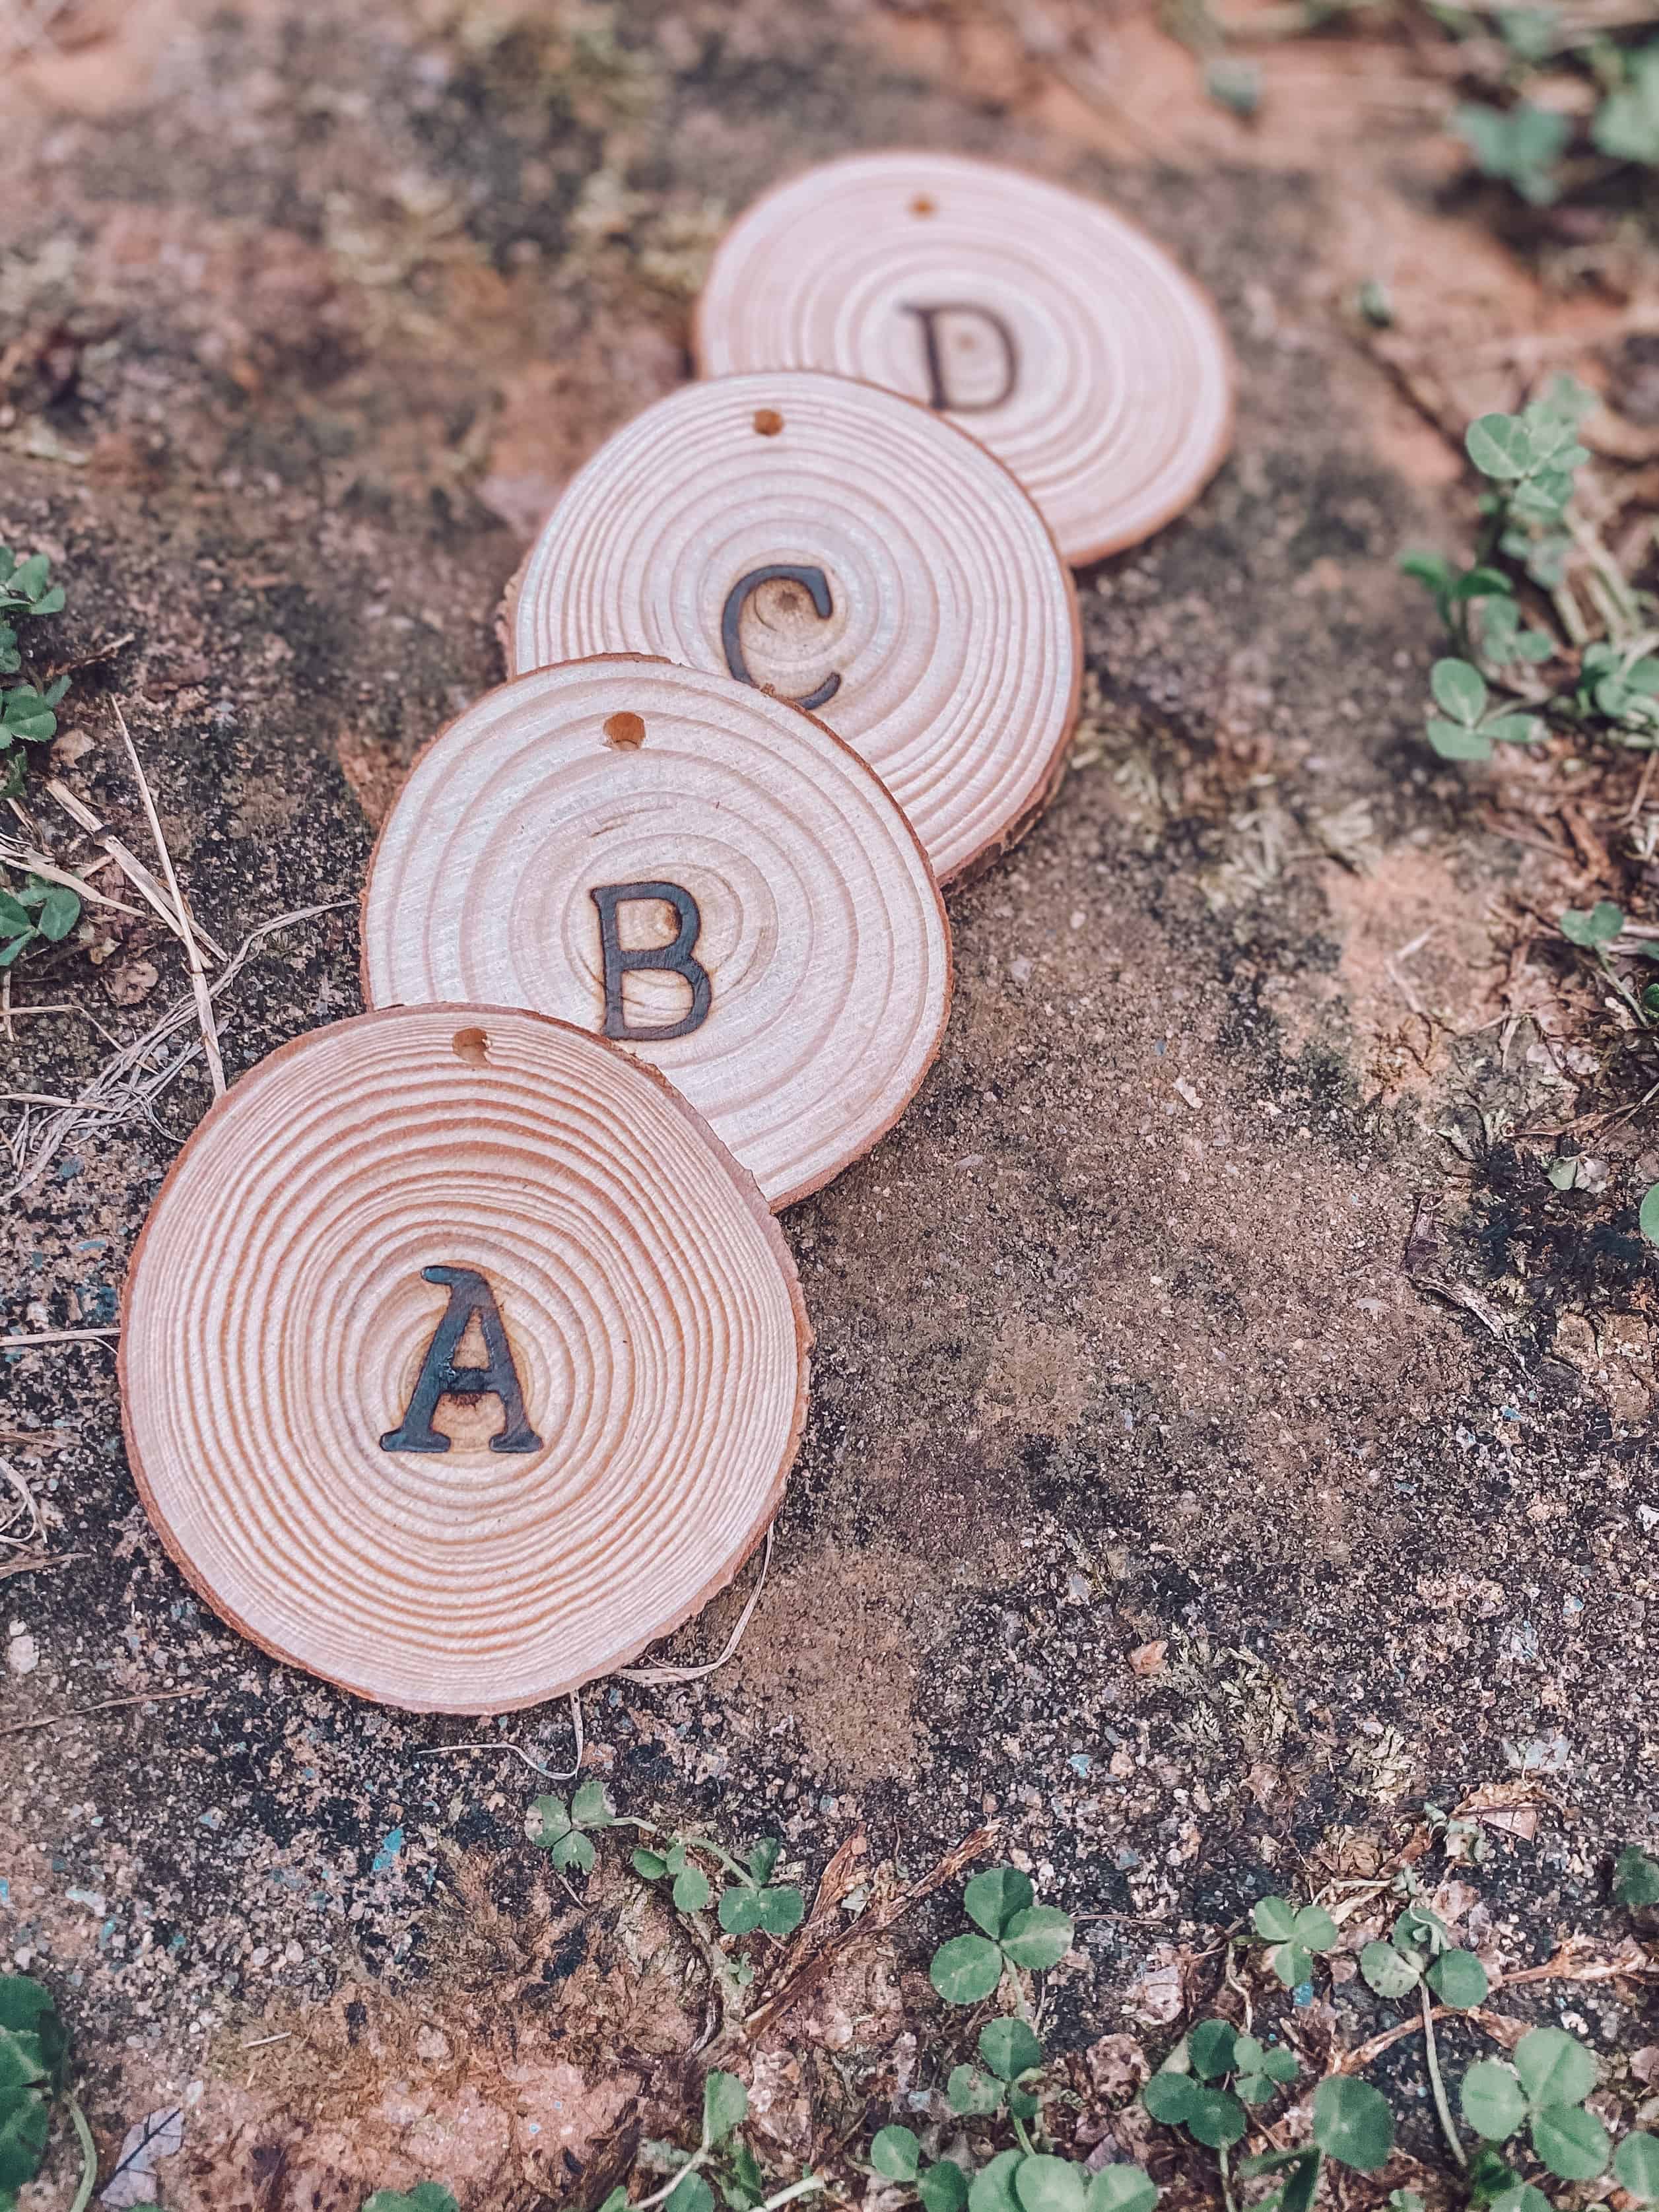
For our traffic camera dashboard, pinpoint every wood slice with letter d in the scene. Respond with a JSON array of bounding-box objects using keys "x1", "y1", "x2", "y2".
[
  {"x1": 360, "y1": 656, "x2": 952, "y2": 1209},
  {"x1": 506, "y1": 369, "x2": 1079, "y2": 887},
  {"x1": 119, "y1": 1005, "x2": 810, "y2": 1713},
  {"x1": 693, "y1": 151, "x2": 1235, "y2": 568}
]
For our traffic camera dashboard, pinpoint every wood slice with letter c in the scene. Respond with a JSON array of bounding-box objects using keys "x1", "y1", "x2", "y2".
[
  {"x1": 506, "y1": 370, "x2": 1079, "y2": 886},
  {"x1": 693, "y1": 151, "x2": 1235, "y2": 568},
  {"x1": 360, "y1": 657, "x2": 951, "y2": 1209},
  {"x1": 119, "y1": 1005, "x2": 810, "y2": 1713}
]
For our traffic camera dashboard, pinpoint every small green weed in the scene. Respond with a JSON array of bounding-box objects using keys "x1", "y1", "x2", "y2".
[
  {"x1": 361, "y1": 2187, "x2": 461, "y2": 2211},
  {"x1": 0, "y1": 1973, "x2": 96, "y2": 2212},
  {"x1": 521, "y1": 1793, "x2": 1659, "y2": 2212},
  {"x1": 0, "y1": 547, "x2": 70, "y2": 797},
  {"x1": 1404, "y1": 378, "x2": 1659, "y2": 766},
  {"x1": 0, "y1": 875, "x2": 81, "y2": 969},
  {"x1": 0, "y1": 545, "x2": 81, "y2": 963}
]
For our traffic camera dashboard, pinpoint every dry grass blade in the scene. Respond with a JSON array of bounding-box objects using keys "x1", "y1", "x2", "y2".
[
  {"x1": 0, "y1": 1550, "x2": 90, "y2": 1582},
  {"x1": 46, "y1": 777, "x2": 227, "y2": 962},
  {"x1": 619, "y1": 1527, "x2": 774, "y2": 1685},
  {"x1": 0, "y1": 1326, "x2": 119, "y2": 1349},
  {"x1": 415, "y1": 1692, "x2": 585, "y2": 1780},
  {"x1": 0, "y1": 1683, "x2": 205, "y2": 1737},
  {"x1": 112, "y1": 700, "x2": 225, "y2": 1096},
  {"x1": 11, "y1": 898, "x2": 351, "y2": 1191}
]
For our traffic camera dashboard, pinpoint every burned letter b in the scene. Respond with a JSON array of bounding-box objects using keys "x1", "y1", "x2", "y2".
[{"x1": 590, "y1": 881, "x2": 712, "y2": 1043}]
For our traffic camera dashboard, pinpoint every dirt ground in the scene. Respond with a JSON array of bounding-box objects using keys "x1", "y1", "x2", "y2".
[{"x1": 1, "y1": 0, "x2": 1656, "y2": 2205}]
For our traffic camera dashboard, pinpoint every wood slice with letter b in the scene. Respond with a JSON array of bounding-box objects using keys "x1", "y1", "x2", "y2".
[
  {"x1": 361, "y1": 657, "x2": 951, "y2": 1209},
  {"x1": 119, "y1": 1005, "x2": 810, "y2": 1713},
  {"x1": 506, "y1": 370, "x2": 1079, "y2": 886},
  {"x1": 693, "y1": 151, "x2": 1235, "y2": 568}
]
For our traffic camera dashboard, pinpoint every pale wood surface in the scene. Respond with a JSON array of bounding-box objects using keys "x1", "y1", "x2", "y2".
[
  {"x1": 506, "y1": 370, "x2": 1080, "y2": 885},
  {"x1": 693, "y1": 152, "x2": 1235, "y2": 567},
  {"x1": 119, "y1": 1005, "x2": 811, "y2": 1714},
  {"x1": 361, "y1": 656, "x2": 953, "y2": 1209}
]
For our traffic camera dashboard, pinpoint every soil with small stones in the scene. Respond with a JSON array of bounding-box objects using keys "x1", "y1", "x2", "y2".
[{"x1": 1, "y1": 3, "x2": 1654, "y2": 2207}]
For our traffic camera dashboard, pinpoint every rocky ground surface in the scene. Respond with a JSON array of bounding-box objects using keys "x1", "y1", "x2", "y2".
[{"x1": 1, "y1": 0, "x2": 1655, "y2": 2205}]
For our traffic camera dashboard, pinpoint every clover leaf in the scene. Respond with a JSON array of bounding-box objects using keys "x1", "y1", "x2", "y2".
[
  {"x1": 930, "y1": 1867, "x2": 1073, "y2": 2005},
  {"x1": 1561, "y1": 902, "x2": 1625, "y2": 947},
  {"x1": 1460, "y1": 2028, "x2": 1609, "y2": 2183},
  {"x1": 1252, "y1": 1896, "x2": 1338, "y2": 1987},
  {"x1": 1614, "y1": 1846, "x2": 1659, "y2": 1908},
  {"x1": 1312, "y1": 2077, "x2": 1395, "y2": 2171}
]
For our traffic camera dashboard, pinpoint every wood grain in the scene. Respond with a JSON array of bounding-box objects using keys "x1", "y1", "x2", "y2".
[
  {"x1": 119, "y1": 1005, "x2": 811, "y2": 1714},
  {"x1": 360, "y1": 656, "x2": 952, "y2": 1209},
  {"x1": 693, "y1": 151, "x2": 1235, "y2": 567},
  {"x1": 506, "y1": 370, "x2": 1079, "y2": 885}
]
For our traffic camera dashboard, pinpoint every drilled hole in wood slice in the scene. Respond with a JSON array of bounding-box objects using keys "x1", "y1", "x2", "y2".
[
  {"x1": 451, "y1": 1025, "x2": 489, "y2": 1065},
  {"x1": 508, "y1": 372, "x2": 1079, "y2": 885},
  {"x1": 752, "y1": 407, "x2": 784, "y2": 435},
  {"x1": 362, "y1": 657, "x2": 953, "y2": 1209},
  {"x1": 693, "y1": 150, "x2": 1235, "y2": 566},
  {"x1": 119, "y1": 1005, "x2": 809, "y2": 1714},
  {"x1": 604, "y1": 710, "x2": 645, "y2": 749}
]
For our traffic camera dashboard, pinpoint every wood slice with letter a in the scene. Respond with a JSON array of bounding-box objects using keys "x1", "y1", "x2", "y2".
[
  {"x1": 693, "y1": 152, "x2": 1235, "y2": 568},
  {"x1": 506, "y1": 370, "x2": 1079, "y2": 886},
  {"x1": 119, "y1": 1005, "x2": 810, "y2": 1713},
  {"x1": 360, "y1": 657, "x2": 951, "y2": 1209}
]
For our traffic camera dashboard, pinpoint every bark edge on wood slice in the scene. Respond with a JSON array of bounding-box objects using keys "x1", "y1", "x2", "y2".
[
  {"x1": 119, "y1": 1004, "x2": 811, "y2": 1714},
  {"x1": 360, "y1": 655, "x2": 953, "y2": 1209},
  {"x1": 692, "y1": 151, "x2": 1235, "y2": 568},
  {"x1": 504, "y1": 368, "x2": 1081, "y2": 887}
]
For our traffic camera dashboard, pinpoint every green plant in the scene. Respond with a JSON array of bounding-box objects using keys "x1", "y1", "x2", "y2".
[
  {"x1": 1235, "y1": 2079, "x2": 1396, "y2": 2212},
  {"x1": 872, "y1": 1866, "x2": 1153, "y2": 2212},
  {"x1": 0, "y1": 874, "x2": 80, "y2": 968},
  {"x1": 361, "y1": 2189, "x2": 461, "y2": 2212},
  {"x1": 1462, "y1": 2027, "x2": 1611, "y2": 2183},
  {"x1": 1616, "y1": 2131, "x2": 1659, "y2": 2203},
  {"x1": 0, "y1": 548, "x2": 69, "y2": 803},
  {"x1": 1252, "y1": 1896, "x2": 1339, "y2": 1988},
  {"x1": 0, "y1": 1974, "x2": 96, "y2": 2212},
  {"x1": 1144, "y1": 2018, "x2": 1297, "y2": 2147},
  {"x1": 1593, "y1": 40, "x2": 1659, "y2": 162},
  {"x1": 1405, "y1": 379, "x2": 1659, "y2": 766},
  {"x1": 527, "y1": 1782, "x2": 805, "y2": 1939},
  {"x1": 1454, "y1": 99, "x2": 1570, "y2": 200},
  {"x1": 930, "y1": 1867, "x2": 1073, "y2": 2003},
  {"x1": 1614, "y1": 1846, "x2": 1659, "y2": 1907}
]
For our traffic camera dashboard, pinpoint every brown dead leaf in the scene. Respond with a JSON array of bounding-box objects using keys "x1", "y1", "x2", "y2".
[
  {"x1": 106, "y1": 955, "x2": 159, "y2": 1006},
  {"x1": 1084, "y1": 2033, "x2": 1150, "y2": 2101},
  {"x1": 1129, "y1": 1640, "x2": 1167, "y2": 1677},
  {"x1": 1455, "y1": 1779, "x2": 1551, "y2": 1842}
]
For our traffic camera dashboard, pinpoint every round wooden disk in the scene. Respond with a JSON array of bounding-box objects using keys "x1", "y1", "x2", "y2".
[
  {"x1": 119, "y1": 1005, "x2": 809, "y2": 1714},
  {"x1": 508, "y1": 370, "x2": 1080, "y2": 886},
  {"x1": 693, "y1": 152, "x2": 1235, "y2": 567},
  {"x1": 361, "y1": 657, "x2": 951, "y2": 1209}
]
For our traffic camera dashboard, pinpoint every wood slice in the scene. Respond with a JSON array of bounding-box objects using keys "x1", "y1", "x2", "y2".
[
  {"x1": 508, "y1": 369, "x2": 1080, "y2": 886},
  {"x1": 360, "y1": 656, "x2": 951, "y2": 1209},
  {"x1": 693, "y1": 151, "x2": 1235, "y2": 567},
  {"x1": 119, "y1": 1005, "x2": 810, "y2": 1714}
]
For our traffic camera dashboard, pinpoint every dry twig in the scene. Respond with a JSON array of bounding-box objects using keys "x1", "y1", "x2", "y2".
[
  {"x1": 112, "y1": 700, "x2": 224, "y2": 1096},
  {"x1": 0, "y1": 1683, "x2": 205, "y2": 1737}
]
